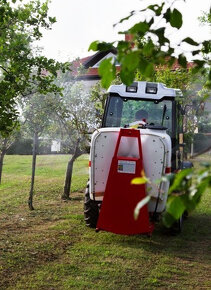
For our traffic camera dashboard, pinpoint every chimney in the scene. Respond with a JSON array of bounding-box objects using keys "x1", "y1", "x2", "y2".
[{"x1": 125, "y1": 34, "x2": 135, "y2": 48}]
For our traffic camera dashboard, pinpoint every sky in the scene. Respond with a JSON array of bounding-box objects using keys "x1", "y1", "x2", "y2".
[{"x1": 37, "y1": 0, "x2": 211, "y2": 62}]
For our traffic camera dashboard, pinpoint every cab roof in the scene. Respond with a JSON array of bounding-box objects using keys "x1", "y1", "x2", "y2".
[{"x1": 108, "y1": 81, "x2": 183, "y2": 100}]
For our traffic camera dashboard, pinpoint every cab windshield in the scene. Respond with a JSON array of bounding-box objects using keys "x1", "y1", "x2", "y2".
[{"x1": 103, "y1": 95, "x2": 173, "y2": 135}]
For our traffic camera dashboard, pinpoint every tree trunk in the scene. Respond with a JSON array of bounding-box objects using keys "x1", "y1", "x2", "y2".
[
  {"x1": 0, "y1": 139, "x2": 8, "y2": 184},
  {"x1": 62, "y1": 139, "x2": 82, "y2": 200},
  {"x1": 28, "y1": 132, "x2": 38, "y2": 210},
  {"x1": 0, "y1": 152, "x2": 6, "y2": 184}
]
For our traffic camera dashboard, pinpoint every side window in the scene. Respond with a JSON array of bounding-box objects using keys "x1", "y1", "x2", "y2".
[
  {"x1": 105, "y1": 97, "x2": 123, "y2": 127},
  {"x1": 162, "y1": 101, "x2": 173, "y2": 136}
]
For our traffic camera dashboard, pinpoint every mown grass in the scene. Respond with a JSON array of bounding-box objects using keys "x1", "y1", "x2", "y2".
[
  {"x1": 0, "y1": 154, "x2": 89, "y2": 214},
  {"x1": 0, "y1": 154, "x2": 210, "y2": 289}
]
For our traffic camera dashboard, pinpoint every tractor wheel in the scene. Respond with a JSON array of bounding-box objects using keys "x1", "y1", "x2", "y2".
[
  {"x1": 84, "y1": 182, "x2": 99, "y2": 228},
  {"x1": 171, "y1": 214, "x2": 183, "y2": 234},
  {"x1": 176, "y1": 215, "x2": 183, "y2": 233},
  {"x1": 183, "y1": 210, "x2": 188, "y2": 219}
]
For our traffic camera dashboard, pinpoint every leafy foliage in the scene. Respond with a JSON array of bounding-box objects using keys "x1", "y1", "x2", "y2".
[
  {"x1": 90, "y1": 82, "x2": 108, "y2": 127},
  {"x1": 132, "y1": 163, "x2": 211, "y2": 228},
  {"x1": 89, "y1": 2, "x2": 210, "y2": 228},
  {"x1": 21, "y1": 91, "x2": 65, "y2": 209},
  {"x1": 198, "y1": 9, "x2": 211, "y2": 26},
  {"x1": 0, "y1": 0, "x2": 69, "y2": 135},
  {"x1": 98, "y1": 58, "x2": 116, "y2": 88},
  {"x1": 89, "y1": 76, "x2": 122, "y2": 126},
  {"x1": 51, "y1": 76, "x2": 96, "y2": 199},
  {"x1": 54, "y1": 77, "x2": 96, "y2": 149},
  {"x1": 162, "y1": 163, "x2": 211, "y2": 227},
  {"x1": 137, "y1": 59, "x2": 210, "y2": 157},
  {"x1": 0, "y1": 130, "x2": 18, "y2": 183},
  {"x1": 21, "y1": 92, "x2": 63, "y2": 137},
  {"x1": 89, "y1": 1, "x2": 210, "y2": 89}
]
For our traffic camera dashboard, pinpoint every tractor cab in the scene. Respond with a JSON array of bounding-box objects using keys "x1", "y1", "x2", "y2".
[{"x1": 102, "y1": 82, "x2": 184, "y2": 171}]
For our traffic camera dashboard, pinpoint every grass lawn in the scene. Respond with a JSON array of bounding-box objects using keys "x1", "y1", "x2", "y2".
[{"x1": 0, "y1": 154, "x2": 210, "y2": 289}]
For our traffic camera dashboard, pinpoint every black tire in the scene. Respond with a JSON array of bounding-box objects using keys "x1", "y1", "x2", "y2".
[
  {"x1": 171, "y1": 214, "x2": 183, "y2": 234},
  {"x1": 84, "y1": 182, "x2": 99, "y2": 228},
  {"x1": 183, "y1": 210, "x2": 188, "y2": 219},
  {"x1": 176, "y1": 214, "x2": 183, "y2": 233}
]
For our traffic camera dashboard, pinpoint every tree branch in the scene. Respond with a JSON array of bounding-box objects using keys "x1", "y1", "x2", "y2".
[{"x1": 0, "y1": 65, "x2": 10, "y2": 74}]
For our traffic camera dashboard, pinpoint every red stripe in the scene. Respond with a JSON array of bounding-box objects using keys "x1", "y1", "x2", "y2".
[{"x1": 89, "y1": 161, "x2": 91, "y2": 167}]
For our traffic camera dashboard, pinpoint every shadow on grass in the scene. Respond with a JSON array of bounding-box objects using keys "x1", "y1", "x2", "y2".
[{"x1": 95, "y1": 212, "x2": 211, "y2": 263}]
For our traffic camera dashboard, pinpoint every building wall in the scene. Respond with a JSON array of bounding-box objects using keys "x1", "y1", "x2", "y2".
[{"x1": 79, "y1": 80, "x2": 99, "y2": 92}]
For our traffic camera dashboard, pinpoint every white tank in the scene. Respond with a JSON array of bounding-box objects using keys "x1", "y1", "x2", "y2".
[{"x1": 89, "y1": 127, "x2": 171, "y2": 213}]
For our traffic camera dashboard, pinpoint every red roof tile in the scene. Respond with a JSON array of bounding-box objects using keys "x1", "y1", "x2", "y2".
[{"x1": 72, "y1": 53, "x2": 194, "y2": 79}]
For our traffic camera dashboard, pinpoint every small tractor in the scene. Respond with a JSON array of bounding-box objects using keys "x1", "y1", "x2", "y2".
[{"x1": 84, "y1": 81, "x2": 192, "y2": 235}]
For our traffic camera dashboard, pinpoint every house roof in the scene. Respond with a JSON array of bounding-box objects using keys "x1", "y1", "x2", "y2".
[
  {"x1": 72, "y1": 47, "x2": 195, "y2": 81},
  {"x1": 72, "y1": 49, "x2": 118, "y2": 80},
  {"x1": 83, "y1": 49, "x2": 117, "y2": 68}
]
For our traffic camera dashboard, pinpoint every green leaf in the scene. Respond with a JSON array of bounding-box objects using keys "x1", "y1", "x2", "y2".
[
  {"x1": 131, "y1": 176, "x2": 149, "y2": 185},
  {"x1": 138, "y1": 57, "x2": 149, "y2": 75},
  {"x1": 178, "y1": 54, "x2": 187, "y2": 68},
  {"x1": 162, "y1": 212, "x2": 176, "y2": 228},
  {"x1": 151, "y1": 27, "x2": 169, "y2": 45},
  {"x1": 170, "y1": 9, "x2": 183, "y2": 29},
  {"x1": 115, "y1": 10, "x2": 135, "y2": 27},
  {"x1": 197, "y1": 170, "x2": 209, "y2": 183},
  {"x1": 192, "y1": 50, "x2": 201, "y2": 56},
  {"x1": 129, "y1": 22, "x2": 149, "y2": 35},
  {"x1": 119, "y1": 51, "x2": 140, "y2": 85},
  {"x1": 180, "y1": 194, "x2": 196, "y2": 212},
  {"x1": 145, "y1": 63, "x2": 154, "y2": 78},
  {"x1": 88, "y1": 41, "x2": 99, "y2": 51},
  {"x1": 48, "y1": 16, "x2": 56, "y2": 24},
  {"x1": 166, "y1": 195, "x2": 186, "y2": 220},
  {"x1": 202, "y1": 40, "x2": 211, "y2": 54},
  {"x1": 120, "y1": 69, "x2": 135, "y2": 86},
  {"x1": 117, "y1": 41, "x2": 130, "y2": 51},
  {"x1": 89, "y1": 41, "x2": 114, "y2": 52},
  {"x1": 98, "y1": 58, "x2": 116, "y2": 89},
  {"x1": 163, "y1": 8, "x2": 171, "y2": 22},
  {"x1": 142, "y1": 40, "x2": 155, "y2": 57},
  {"x1": 161, "y1": 173, "x2": 175, "y2": 184},
  {"x1": 98, "y1": 42, "x2": 115, "y2": 51},
  {"x1": 169, "y1": 168, "x2": 193, "y2": 193},
  {"x1": 88, "y1": 40, "x2": 99, "y2": 51},
  {"x1": 134, "y1": 196, "x2": 151, "y2": 220},
  {"x1": 182, "y1": 37, "x2": 199, "y2": 46},
  {"x1": 193, "y1": 60, "x2": 206, "y2": 70},
  {"x1": 147, "y1": 3, "x2": 164, "y2": 16},
  {"x1": 189, "y1": 177, "x2": 210, "y2": 206},
  {"x1": 122, "y1": 52, "x2": 140, "y2": 71}
]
